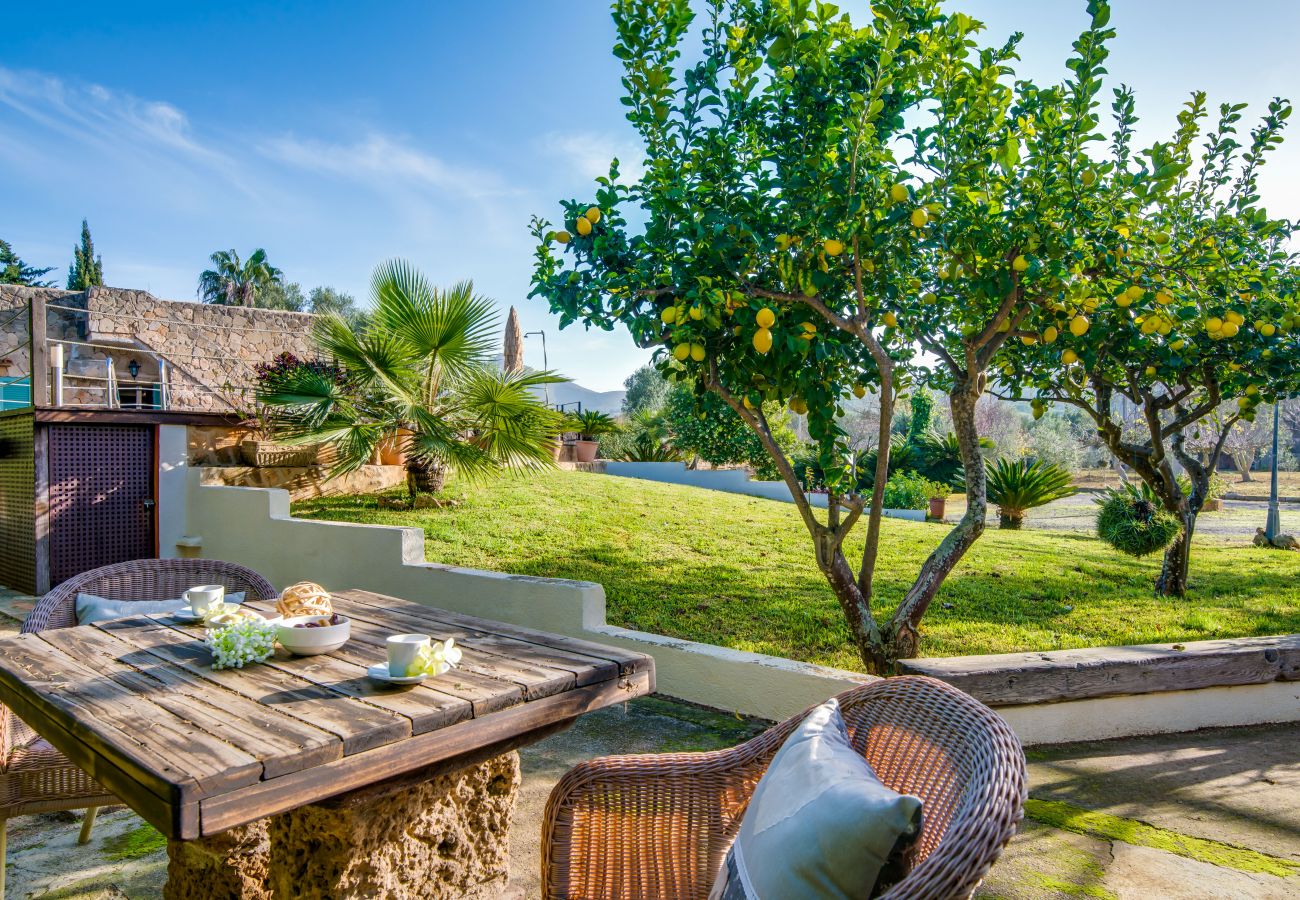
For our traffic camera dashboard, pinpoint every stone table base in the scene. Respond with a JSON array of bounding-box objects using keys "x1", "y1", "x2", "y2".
[{"x1": 166, "y1": 751, "x2": 522, "y2": 899}]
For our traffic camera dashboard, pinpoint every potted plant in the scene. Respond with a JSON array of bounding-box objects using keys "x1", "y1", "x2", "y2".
[
  {"x1": 927, "y1": 483, "x2": 950, "y2": 520},
  {"x1": 985, "y1": 457, "x2": 1075, "y2": 529},
  {"x1": 570, "y1": 410, "x2": 619, "y2": 463}
]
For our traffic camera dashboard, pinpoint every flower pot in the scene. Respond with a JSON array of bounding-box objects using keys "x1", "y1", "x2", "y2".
[
  {"x1": 574, "y1": 440, "x2": 599, "y2": 463},
  {"x1": 928, "y1": 496, "x2": 946, "y2": 520},
  {"x1": 549, "y1": 440, "x2": 564, "y2": 462},
  {"x1": 377, "y1": 431, "x2": 408, "y2": 466},
  {"x1": 239, "y1": 440, "x2": 318, "y2": 468}
]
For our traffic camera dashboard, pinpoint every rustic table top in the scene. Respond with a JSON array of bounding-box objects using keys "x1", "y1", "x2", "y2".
[{"x1": 0, "y1": 589, "x2": 654, "y2": 840}]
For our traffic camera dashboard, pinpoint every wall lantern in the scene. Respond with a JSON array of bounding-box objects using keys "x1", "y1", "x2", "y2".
[{"x1": 128, "y1": 359, "x2": 141, "y2": 380}]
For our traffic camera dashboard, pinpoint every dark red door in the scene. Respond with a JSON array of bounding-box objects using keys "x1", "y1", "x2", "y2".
[{"x1": 48, "y1": 424, "x2": 156, "y2": 586}]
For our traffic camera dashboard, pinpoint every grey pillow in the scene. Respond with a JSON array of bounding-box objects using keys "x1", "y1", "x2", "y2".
[
  {"x1": 76, "y1": 591, "x2": 245, "y2": 625},
  {"x1": 709, "y1": 698, "x2": 923, "y2": 900}
]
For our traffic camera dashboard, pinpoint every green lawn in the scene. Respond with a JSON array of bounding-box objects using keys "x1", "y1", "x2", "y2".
[{"x1": 292, "y1": 469, "x2": 1300, "y2": 672}]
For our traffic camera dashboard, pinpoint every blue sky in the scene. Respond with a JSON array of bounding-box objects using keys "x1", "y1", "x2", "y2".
[{"x1": 5, "y1": 1, "x2": 1299, "y2": 391}]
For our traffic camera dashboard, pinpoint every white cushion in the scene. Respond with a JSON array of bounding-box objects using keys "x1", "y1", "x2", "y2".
[
  {"x1": 710, "y1": 698, "x2": 923, "y2": 899},
  {"x1": 76, "y1": 591, "x2": 245, "y2": 625}
]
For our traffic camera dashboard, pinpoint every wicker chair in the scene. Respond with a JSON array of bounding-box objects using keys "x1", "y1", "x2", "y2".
[
  {"x1": 542, "y1": 676, "x2": 1026, "y2": 900},
  {"x1": 1, "y1": 558, "x2": 277, "y2": 895}
]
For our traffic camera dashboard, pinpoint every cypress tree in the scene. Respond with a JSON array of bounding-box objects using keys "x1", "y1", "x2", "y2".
[{"x1": 66, "y1": 219, "x2": 104, "y2": 290}]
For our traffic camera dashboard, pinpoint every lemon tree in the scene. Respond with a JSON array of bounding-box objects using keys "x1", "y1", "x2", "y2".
[
  {"x1": 994, "y1": 92, "x2": 1299, "y2": 595},
  {"x1": 529, "y1": 0, "x2": 1273, "y2": 669}
]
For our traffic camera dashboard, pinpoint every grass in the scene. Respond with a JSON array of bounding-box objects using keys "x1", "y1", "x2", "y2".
[
  {"x1": 1023, "y1": 799, "x2": 1300, "y2": 878},
  {"x1": 292, "y1": 469, "x2": 1300, "y2": 672},
  {"x1": 101, "y1": 823, "x2": 167, "y2": 862}
]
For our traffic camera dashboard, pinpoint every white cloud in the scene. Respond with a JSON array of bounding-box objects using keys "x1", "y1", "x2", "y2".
[
  {"x1": 259, "y1": 133, "x2": 512, "y2": 200},
  {"x1": 539, "y1": 131, "x2": 645, "y2": 183}
]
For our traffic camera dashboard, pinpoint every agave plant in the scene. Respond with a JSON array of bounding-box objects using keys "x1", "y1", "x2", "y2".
[
  {"x1": 258, "y1": 261, "x2": 565, "y2": 498},
  {"x1": 1095, "y1": 483, "x2": 1183, "y2": 557},
  {"x1": 985, "y1": 457, "x2": 1075, "y2": 529}
]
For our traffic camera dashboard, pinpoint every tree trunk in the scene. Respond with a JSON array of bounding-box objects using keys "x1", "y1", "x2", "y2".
[
  {"x1": 1155, "y1": 515, "x2": 1193, "y2": 597},
  {"x1": 406, "y1": 458, "x2": 447, "y2": 496},
  {"x1": 998, "y1": 509, "x2": 1023, "y2": 529},
  {"x1": 1230, "y1": 452, "x2": 1253, "y2": 482},
  {"x1": 885, "y1": 380, "x2": 988, "y2": 662}
]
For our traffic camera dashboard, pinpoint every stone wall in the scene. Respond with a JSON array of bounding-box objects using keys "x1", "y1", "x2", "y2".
[{"x1": 0, "y1": 285, "x2": 317, "y2": 412}]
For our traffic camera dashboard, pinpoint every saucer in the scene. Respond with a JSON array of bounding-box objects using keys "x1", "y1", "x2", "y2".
[
  {"x1": 173, "y1": 605, "x2": 206, "y2": 623},
  {"x1": 367, "y1": 662, "x2": 428, "y2": 685}
]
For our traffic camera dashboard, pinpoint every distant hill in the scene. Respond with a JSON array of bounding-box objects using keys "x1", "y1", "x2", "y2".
[
  {"x1": 538, "y1": 380, "x2": 625, "y2": 414},
  {"x1": 491, "y1": 355, "x2": 625, "y2": 413}
]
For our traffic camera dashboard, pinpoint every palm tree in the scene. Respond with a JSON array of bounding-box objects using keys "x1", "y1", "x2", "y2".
[
  {"x1": 198, "y1": 248, "x2": 283, "y2": 306},
  {"x1": 258, "y1": 260, "x2": 565, "y2": 497}
]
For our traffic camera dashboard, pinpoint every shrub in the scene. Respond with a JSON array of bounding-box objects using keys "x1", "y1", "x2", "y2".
[
  {"x1": 881, "y1": 471, "x2": 941, "y2": 511},
  {"x1": 1096, "y1": 484, "x2": 1183, "y2": 557},
  {"x1": 985, "y1": 457, "x2": 1075, "y2": 529}
]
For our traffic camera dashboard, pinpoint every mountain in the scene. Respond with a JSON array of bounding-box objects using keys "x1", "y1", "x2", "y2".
[{"x1": 539, "y1": 380, "x2": 625, "y2": 414}]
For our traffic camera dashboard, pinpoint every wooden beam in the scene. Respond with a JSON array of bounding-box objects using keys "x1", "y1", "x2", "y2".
[
  {"x1": 898, "y1": 634, "x2": 1300, "y2": 706},
  {"x1": 33, "y1": 408, "x2": 248, "y2": 427},
  {"x1": 29, "y1": 292, "x2": 47, "y2": 407}
]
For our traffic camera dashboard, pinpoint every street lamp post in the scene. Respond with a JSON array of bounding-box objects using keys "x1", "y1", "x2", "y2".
[
  {"x1": 524, "y1": 330, "x2": 549, "y2": 406},
  {"x1": 1265, "y1": 400, "x2": 1281, "y2": 542}
]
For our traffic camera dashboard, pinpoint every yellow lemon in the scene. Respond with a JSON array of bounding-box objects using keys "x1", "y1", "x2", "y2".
[
  {"x1": 823, "y1": 239, "x2": 845, "y2": 257},
  {"x1": 1070, "y1": 315, "x2": 1090, "y2": 337},
  {"x1": 673, "y1": 343, "x2": 690, "y2": 361},
  {"x1": 1125, "y1": 285, "x2": 1145, "y2": 302},
  {"x1": 1154, "y1": 291, "x2": 1173, "y2": 306},
  {"x1": 789, "y1": 397, "x2": 808, "y2": 415},
  {"x1": 1116, "y1": 225, "x2": 1131, "y2": 238},
  {"x1": 910, "y1": 208, "x2": 929, "y2": 228},
  {"x1": 1237, "y1": 396, "x2": 1252, "y2": 409},
  {"x1": 1021, "y1": 334, "x2": 1038, "y2": 345},
  {"x1": 1144, "y1": 366, "x2": 1157, "y2": 377},
  {"x1": 1083, "y1": 297, "x2": 1099, "y2": 313},
  {"x1": 1220, "y1": 321, "x2": 1240, "y2": 338},
  {"x1": 921, "y1": 291, "x2": 937, "y2": 305},
  {"x1": 853, "y1": 384, "x2": 867, "y2": 399},
  {"x1": 996, "y1": 319, "x2": 1011, "y2": 333},
  {"x1": 1062, "y1": 349, "x2": 1079, "y2": 365},
  {"x1": 584, "y1": 206, "x2": 602, "y2": 224},
  {"x1": 1246, "y1": 384, "x2": 1259, "y2": 396},
  {"x1": 690, "y1": 343, "x2": 706, "y2": 362},
  {"x1": 863, "y1": 259, "x2": 876, "y2": 273},
  {"x1": 555, "y1": 230, "x2": 571, "y2": 244},
  {"x1": 1261, "y1": 322, "x2": 1276, "y2": 337},
  {"x1": 575, "y1": 216, "x2": 592, "y2": 237},
  {"x1": 1116, "y1": 294, "x2": 1132, "y2": 308},
  {"x1": 752, "y1": 327, "x2": 773, "y2": 354},
  {"x1": 1206, "y1": 316, "x2": 1223, "y2": 333},
  {"x1": 882, "y1": 311, "x2": 898, "y2": 327},
  {"x1": 1012, "y1": 255, "x2": 1030, "y2": 272},
  {"x1": 1042, "y1": 326, "x2": 1058, "y2": 344},
  {"x1": 1152, "y1": 231, "x2": 1170, "y2": 245},
  {"x1": 889, "y1": 183, "x2": 909, "y2": 202},
  {"x1": 1171, "y1": 339, "x2": 1186, "y2": 351},
  {"x1": 1226, "y1": 310, "x2": 1245, "y2": 326},
  {"x1": 1080, "y1": 168, "x2": 1097, "y2": 187},
  {"x1": 756, "y1": 307, "x2": 775, "y2": 328}
]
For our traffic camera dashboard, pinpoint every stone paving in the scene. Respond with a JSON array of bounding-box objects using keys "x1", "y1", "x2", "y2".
[{"x1": 1, "y1": 597, "x2": 1297, "y2": 898}]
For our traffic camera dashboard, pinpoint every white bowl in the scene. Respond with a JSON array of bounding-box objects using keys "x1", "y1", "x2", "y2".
[{"x1": 276, "y1": 615, "x2": 350, "y2": 655}]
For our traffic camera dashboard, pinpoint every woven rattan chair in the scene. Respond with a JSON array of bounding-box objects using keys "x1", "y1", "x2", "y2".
[
  {"x1": 1, "y1": 558, "x2": 277, "y2": 895},
  {"x1": 542, "y1": 676, "x2": 1026, "y2": 900}
]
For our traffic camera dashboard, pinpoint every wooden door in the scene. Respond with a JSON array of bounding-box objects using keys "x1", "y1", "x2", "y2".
[{"x1": 48, "y1": 424, "x2": 156, "y2": 586}]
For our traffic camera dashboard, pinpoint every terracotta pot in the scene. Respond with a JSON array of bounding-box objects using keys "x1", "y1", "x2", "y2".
[
  {"x1": 550, "y1": 441, "x2": 564, "y2": 462},
  {"x1": 574, "y1": 440, "x2": 599, "y2": 463},
  {"x1": 928, "y1": 496, "x2": 946, "y2": 520},
  {"x1": 378, "y1": 430, "x2": 409, "y2": 466}
]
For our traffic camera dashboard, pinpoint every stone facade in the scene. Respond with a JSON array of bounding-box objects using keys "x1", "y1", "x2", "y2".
[
  {"x1": 0, "y1": 285, "x2": 316, "y2": 413},
  {"x1": 164, "y1": 753, "x2": 521, "y2": 900}
]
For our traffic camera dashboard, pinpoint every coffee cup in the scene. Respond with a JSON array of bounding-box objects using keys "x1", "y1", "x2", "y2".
[
  {"x1": 387, "y1": 633, "x2": 431, "y2": 678},
  {"x1": 184, "y1": 584, "x2": 225, "y2": 615}
]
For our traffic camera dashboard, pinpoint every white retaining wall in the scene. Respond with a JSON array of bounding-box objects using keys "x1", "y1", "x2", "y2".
[
  {"x1": 602, "y1": 461, "x2": 927, "y2": 521},
  {"x1": 178, "y1": 460, "x2": 1299, "y2": 742}
]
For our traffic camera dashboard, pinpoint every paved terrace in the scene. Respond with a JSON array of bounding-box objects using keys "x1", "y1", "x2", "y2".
[{"x1": 1, "y1": 590, "x2": 1296, "y2": 899}]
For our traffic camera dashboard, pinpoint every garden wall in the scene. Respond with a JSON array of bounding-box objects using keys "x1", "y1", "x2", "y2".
[
  {"x1": 603, "y1": 461, "x2": 927, "y2": 520},
  {"x1": 174, "y1": 453, "x2": 1300, "y2": 741}
]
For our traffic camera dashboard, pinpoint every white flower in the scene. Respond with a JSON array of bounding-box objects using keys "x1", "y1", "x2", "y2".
[
  {"x1": 206, "y1": 618, "x2": 276, "y2": 669},
  {"x1": 412, "y1": 638, "x2": 462, "y2": 676}
]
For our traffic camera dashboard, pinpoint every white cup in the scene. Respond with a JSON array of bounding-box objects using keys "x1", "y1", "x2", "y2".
[
  {"x1": 184, "y1": 584, "x2": 225, "y2": 615},
  {"x1": 387, "y1": 633, "x2": 431, "y2": 678}
]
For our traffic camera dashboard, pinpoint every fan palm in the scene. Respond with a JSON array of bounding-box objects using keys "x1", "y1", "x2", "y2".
[
  {"x1": 198, "y1": 248, "x2": 283, "y2": 306},
  {"x1": 985, "y1": 457, "x2": 1075, "y2": 529},
  {"x1": 258, "y1": 261, "x2": 565, "y2": 497}
]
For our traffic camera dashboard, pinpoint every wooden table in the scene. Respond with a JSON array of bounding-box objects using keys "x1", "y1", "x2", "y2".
[{"x1": 0, "y1": 589, "x2": 654, "y2": 899}]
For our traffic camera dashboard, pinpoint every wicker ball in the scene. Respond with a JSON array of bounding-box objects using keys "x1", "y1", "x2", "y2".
[{"x1": 277, "y1": 581, "x2": 333, "y2": 618}]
